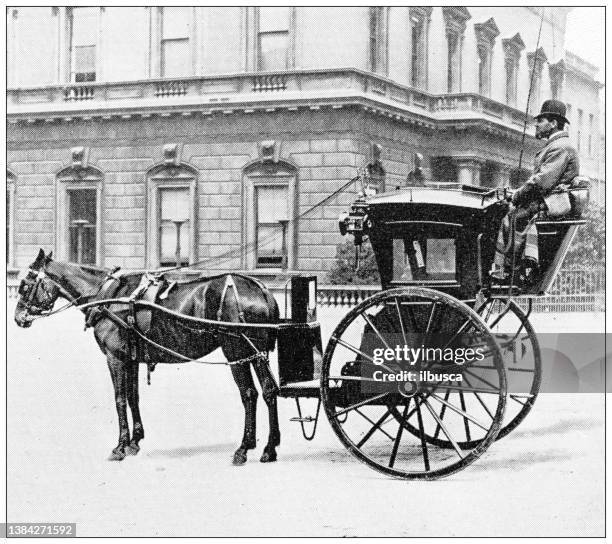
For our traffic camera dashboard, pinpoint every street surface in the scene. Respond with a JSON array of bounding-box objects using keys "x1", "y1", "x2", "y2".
[{"x1": 6, "y1": 302, "x2": 605, "y2": 537}]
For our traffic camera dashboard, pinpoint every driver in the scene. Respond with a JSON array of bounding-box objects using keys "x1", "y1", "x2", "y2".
[{"x1": 491, "y1": 99, "x2": 579, "y2": 280}]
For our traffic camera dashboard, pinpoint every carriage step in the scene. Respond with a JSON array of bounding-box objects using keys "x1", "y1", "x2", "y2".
[{"x1": 290, "y1": 416, "x2": 316, "y2": 423}]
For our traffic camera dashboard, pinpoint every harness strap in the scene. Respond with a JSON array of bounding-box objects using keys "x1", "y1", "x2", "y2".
[{"x1": 217, "y1": 275, "x2": 246, "y2": 322}]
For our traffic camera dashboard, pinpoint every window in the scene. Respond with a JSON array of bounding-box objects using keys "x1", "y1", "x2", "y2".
[
  {"x1": 577, "y1": 109, "x2": 583, "y2": 153},
  {"x1": 68, "y1": 189, "x2": 97, "y2": 264},
  {"x1": 369, "y1": 7, "x2": 388, "y2": 74},
  {"x1": 474, "y1": 19, "x2": 498, "y2": 98},
  {"x1": 447, "y1": 31, "x2": 461, "y2": 92},
  {"x1": 527, "y1": 48, "x2": 547, "y2": 115},
  {"x1": 70, "y1": 7, "x2": 98, "y2": 82},
  {"x1": 256, "y1": 186, "x2": 289, "y2": 267},
  {"x1": 161, "y1": 7, "x2": 191, "y2": 78},
  {"x1": 505, "y1": 57, "x2": 517, "y2": 105},
  {"x1": 159, "y1": 188, "x2": 190, "y2": 266},
  {"x1": 502, "y1": 33, "x2": 524, "y2": 107},
  {"x1": 243, "y1": 160, "x2": 296, "y2": 270},
  {"x1": 392, "y1": 235, "x2": 456, "y2": 282},
  {"x1": 409, "y1": 8, "x2": 430, "y2": 88},
  {"x1": 589, "y1": 114, "x2": 594, "y2": 156},
  {"x1": 257, "y1": 7, "x2": 290, "y2": 71},
  {"x1": 147, "y1": 163, "x2": 197, "y2": 268},
  {"x1": 549, "y1": 61, "x2": 564, "y2": 100},
  {"x1": 442, "y1": 8, "x2": 470, "y2": 93},
  {"x1": 7, "y1": 172, "x2": 15, "y2": 267}
]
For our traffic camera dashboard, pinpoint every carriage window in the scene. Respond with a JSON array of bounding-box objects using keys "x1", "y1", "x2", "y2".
[
  {"x1": 68, "y1": 188, "x2": 97, "y2": 264},
  {"x1": 392, "y1": 237, "x2": 456, "y2": 281},
  {"x1": 159, "y1": 187, "x2": 190, "y2": 266},
  {"x1": 256, "y1": 185, "x2": 288, "y2": 268}
]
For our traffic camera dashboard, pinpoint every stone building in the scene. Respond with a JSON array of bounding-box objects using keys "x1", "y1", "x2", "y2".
[
  {"x1": 561, "y1": 51, "x2": 605, "y2": 203},
  {"x1": 8, "y1": 6, "x2": 589, "y2": 278}
]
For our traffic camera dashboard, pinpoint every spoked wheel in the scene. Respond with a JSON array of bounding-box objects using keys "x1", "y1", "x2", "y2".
[
  {"x1": 475, "y1": 298, "x2": 542, "y2": 440},
  {"x1": 321, "y1": 287, "x2": 507, "y2": 480}
]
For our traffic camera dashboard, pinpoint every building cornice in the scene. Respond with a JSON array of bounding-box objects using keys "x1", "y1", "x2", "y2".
[{"x1": 7, "y1": 68, "x2": 535, "y2": 141}]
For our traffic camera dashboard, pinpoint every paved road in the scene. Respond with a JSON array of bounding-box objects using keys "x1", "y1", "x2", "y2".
[{"x1": 6, "y1": 304, "x2": 605, "y2": 537}]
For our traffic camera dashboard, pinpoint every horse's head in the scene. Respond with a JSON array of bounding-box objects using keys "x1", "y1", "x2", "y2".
[{"x1": 14, "y1": 249, "x2": 62, "y2": 328}]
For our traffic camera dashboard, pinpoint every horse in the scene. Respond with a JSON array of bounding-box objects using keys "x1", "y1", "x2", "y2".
[{"x1": 14, "y1": 249, "x2": 281, "y2": 465}]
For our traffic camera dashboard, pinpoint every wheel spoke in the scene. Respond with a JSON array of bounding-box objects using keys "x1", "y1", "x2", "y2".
[
  {"x1": 389, "y1": 400, "x2": 409, "y2": 468},
  {"x1": 421, "y1": 396, "x2": 464, "y2": 459},
  {"x1": 333, "y1": 337, "x2": 374, "y2": 363},
  {"x1": 442, "y1": 319, "x2": 472, "y2": 350},
  {"x1": 429, "y1": 392, "x2": 489, "y2": 431},
  {"x1": 463, "y1": 368, "x2": 501, "y2": 391},
  {"x1": 469, "y1": 365, "x2": 535, "y2": 374},
  {"x1": 356, "y1": 409, "x2": 394, "y2": 446},
  {"x1": 435, "y1": 384, "x2": 501, "y2": 395},
  {"x1": 361, "y1": 312, "x2": 392, "y2": 351},
  {"x1": 509, "y1": 394, "x2": 528, "y2": 406},
  {"x1": 331, "y1": 392, "x2": 390, "y2": 418},
  {"x1": 414, "y1": 396, "x2": 430, "y2": 471},
  {"x1": 394, "y1": 297, "x2": 409, "y2": 346},
  {"x1": 433, "y1": 387, "x2": 451, "y2": 440},
  {"x1": 463, "y1": 375, "x2": 495, "y2": 420},
  {"x1": 459, "y1": 390, "x2": 471, "y2": 441}
]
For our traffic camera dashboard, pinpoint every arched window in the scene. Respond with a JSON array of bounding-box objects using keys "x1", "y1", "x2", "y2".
[
  {"x1": 146, "y1": 162, "x2": 197, "y2": 268},
  {"x1": 56, "y1": 164, "x2": 103, "y2": 265},
  {"x1": 243, "y1": 159, "x2": 297, "y2": 270}
]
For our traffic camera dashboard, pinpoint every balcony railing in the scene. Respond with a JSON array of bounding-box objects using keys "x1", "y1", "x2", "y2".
[{"x1": 7, "y1": 68, "x2": 533, "y2": 134}]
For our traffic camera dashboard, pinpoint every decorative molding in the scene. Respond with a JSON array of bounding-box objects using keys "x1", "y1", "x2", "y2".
[
  {"x1": 474, "y1": 18, "x2": 499, "y2": 48},
  {"x1": 163, "y1": 143, "x2": 181, "y2": 166},
  {"x1": 442, "y1": 7, "x2": 471, "y2": 33},
  {"x1": 502, "y1": 33, "x2": 525, "y2": 62},
  {"x1": 71, "y1": 146, "x2": 89, "y2": 169},
  {"x1": 527, "y1": 47, "x2": 548, "y2": 68},
  {"x1": 258, "y1": 139, "x2": 280, "y2": 163}
]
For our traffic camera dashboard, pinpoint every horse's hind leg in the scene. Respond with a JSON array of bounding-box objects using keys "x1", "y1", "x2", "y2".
[
  {"x1": 230, "y1": 362, "x2": 258, "y2": 465},
  {"x1": 106, "y1": 354, "x2": 130, "y2": 461},
  {"x1": 125, "y1": 361, "x2": 144, "y2": 456},
  {"x1": 252, "y1": 357, "x2": 280, "y2": 463}
]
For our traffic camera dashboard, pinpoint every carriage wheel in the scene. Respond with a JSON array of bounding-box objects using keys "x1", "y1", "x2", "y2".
[
  {"x1": 475, "y1": 298, "x2": 541, "y2": 440},
  {"x1": 390, "y1": 298, "x2": 541, "y2": 450},
  {"x1": 320, "y1": 287, "x2": 507, "y2": 480}
]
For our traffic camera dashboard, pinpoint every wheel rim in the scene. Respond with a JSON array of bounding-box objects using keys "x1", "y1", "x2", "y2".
[
  {"x1": 475, "y1": 298, "x2": 542, "y2": 440},
  {"x1": 321, "y1": 287, "x2": 507, "y2": 480}
]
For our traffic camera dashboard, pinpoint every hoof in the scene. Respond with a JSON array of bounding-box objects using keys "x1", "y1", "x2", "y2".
[
  {"x1": 232, "y1": 449, "x2": 248, "y2": 466},
  {"x1": 260, "y1": 449, "x2": 277, "y2": 463},
  {"x1": 108, "y1": 449, "x2": 126, "y2": 461},
  {"x1": 125, "y1": 442, "x2": 140, "y2": 456}
]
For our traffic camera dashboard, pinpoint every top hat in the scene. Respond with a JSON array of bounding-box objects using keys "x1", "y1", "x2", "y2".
[{"x1": 534, "y1": 99, "x2": 570, "y2": 125}]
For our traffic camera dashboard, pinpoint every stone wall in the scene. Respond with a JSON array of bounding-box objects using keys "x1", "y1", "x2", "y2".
[{"x1": 7, "y1": 104, "x2": 524, "y2": 276}]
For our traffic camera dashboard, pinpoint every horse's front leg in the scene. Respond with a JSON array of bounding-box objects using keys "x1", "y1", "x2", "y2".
[
  {"x1": 125, "y1": 360, "x2": 144, "y2": 456},
  {"x1": 107, "y1": 353, "x2": 131, "y2": 461},
  {"x1": 229, "y1": 362, "x2": 258, "y2": 465}
]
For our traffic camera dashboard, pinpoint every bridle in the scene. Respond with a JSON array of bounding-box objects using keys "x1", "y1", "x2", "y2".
[{"x1": 17, "y1": 265, "x2": 115, "y2": 321}]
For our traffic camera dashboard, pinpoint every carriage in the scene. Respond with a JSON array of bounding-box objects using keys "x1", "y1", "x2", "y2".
[
  {"x1": 274, "y1": 181, "x2": 586, "y2": 479},
  {"x1": 14, "y1": 180, "x2": 587, "y2": 480}
]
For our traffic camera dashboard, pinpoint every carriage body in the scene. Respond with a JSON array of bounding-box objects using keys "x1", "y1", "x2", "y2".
[{"x1": 360, "y1": 184, "x2": 585, "y2": 299}]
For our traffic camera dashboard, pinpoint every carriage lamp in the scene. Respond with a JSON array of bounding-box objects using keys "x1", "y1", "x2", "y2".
[{"x1": 338, "y1": 199, "x2": 371, "y2": 246}]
